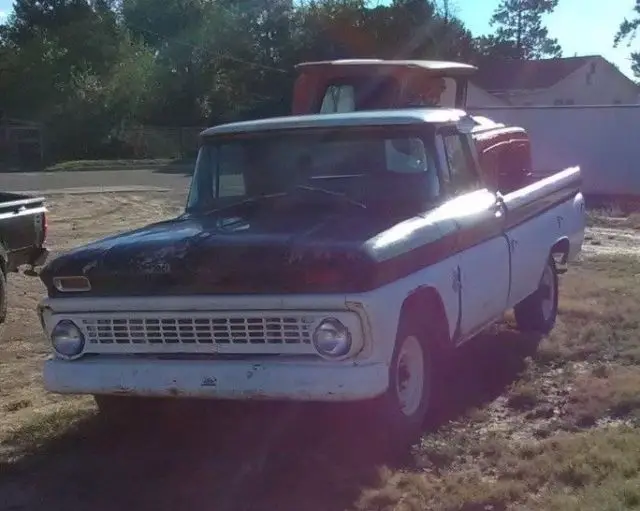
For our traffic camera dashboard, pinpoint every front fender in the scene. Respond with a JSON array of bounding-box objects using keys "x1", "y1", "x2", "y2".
[{"x1": 346, "y1": 256, "x2": 460, "y2": 364}]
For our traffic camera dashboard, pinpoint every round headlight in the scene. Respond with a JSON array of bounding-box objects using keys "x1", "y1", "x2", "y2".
[
  {"x1": 51, "y1": 320, "x2": 85, "y2": 358},
  {"x1": 313, "y1": 318, "x2": 352, "y2": 358}
]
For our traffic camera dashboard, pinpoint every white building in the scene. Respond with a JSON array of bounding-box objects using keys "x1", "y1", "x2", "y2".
[{"x1": 468, "y1": 55, "x2": 640, "y2": 107}]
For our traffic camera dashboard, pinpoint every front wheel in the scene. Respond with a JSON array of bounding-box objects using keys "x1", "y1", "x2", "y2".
[
  {"x1": 368, "y1": 315, "x2": 446, "y2": 450},
  {"x1": 514, "y1": 256, "x2": 559, "y2": 334}
]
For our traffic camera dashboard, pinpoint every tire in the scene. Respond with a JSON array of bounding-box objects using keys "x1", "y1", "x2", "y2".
[
  {"x1": 514, "y1": 256, "x2": 559, "y2": 334},
  {"x1": 0, "y1": 270, "x2": 7, "y2": 337},
  {"x1": 368, "y1": 312, "x2": 447, "y2": 450}
]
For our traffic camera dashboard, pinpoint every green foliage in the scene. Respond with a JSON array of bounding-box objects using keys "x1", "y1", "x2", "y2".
[
  {"x1": 484, "y1": 0, "x2": 561, "y2": 60},
  {"x1": 614, "y1": 0, "x2": 640, "y2": 79},
  {"x1": 0, "y1": 0, "x2": 559, "y2": 162},
  {"x1": 0, "y1": 0, "x2": 486, "y2": 162}
]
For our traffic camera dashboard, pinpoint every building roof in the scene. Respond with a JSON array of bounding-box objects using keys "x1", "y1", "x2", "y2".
[
  {"x1": 472, "y1": 56, "x2": 599, "y2": 93},
  {"x1": 295, "y1": 59, "x2": 477, "y2": 76},
  {"x1": 201, "y1": 108, "x2": 469, "y2": 136}
]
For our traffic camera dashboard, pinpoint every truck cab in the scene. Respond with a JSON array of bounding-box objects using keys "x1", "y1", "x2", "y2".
[
  {"x1": 292, "y1": 59, "x2": 476, "y2": 114},
  {"x1": 292, "y1": 59, "x2": 535, "y2": 195}
]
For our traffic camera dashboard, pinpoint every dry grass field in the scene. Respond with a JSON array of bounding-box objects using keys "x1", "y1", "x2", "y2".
[{"x1": 1, "y1": 192, "x2": 640, "y2": 511}]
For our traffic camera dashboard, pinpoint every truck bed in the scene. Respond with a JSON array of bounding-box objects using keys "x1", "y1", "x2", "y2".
[{"x1": 0, "y1": 190, "x2": 48, "y2": 272}]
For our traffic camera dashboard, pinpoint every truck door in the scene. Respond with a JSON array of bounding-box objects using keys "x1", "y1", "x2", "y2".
[
  {"x1": 436, "y1": 130, "x2": 511, "y2": 341},
  {"x1": 494, "y1": 142, "x2": 549, "y2": 308}
]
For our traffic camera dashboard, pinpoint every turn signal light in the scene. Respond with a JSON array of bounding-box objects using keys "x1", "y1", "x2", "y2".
[{"x1": 53, "y1": 276, "x2": 91, "y2": 292}]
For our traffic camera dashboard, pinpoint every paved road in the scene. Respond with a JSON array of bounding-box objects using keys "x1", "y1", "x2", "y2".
[{"x1": 0, "y1": 169, "x2": 193, "y2": 194}]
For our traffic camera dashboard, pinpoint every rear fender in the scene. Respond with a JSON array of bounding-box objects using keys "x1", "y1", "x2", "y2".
[{"x1": 550, "y1": 237, "x2": 570, "y2": 265}]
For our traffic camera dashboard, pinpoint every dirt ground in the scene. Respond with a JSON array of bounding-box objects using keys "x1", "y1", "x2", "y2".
[
  {"x1": 1, "y1": 193, "x2": 640, "y2": 511},
  {"x1": 0, "y1": 191, "x2": 185, "y2": 443}
]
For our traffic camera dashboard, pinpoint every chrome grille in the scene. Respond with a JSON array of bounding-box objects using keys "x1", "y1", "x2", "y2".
[
  {"x1": 82, "y1": 315, "x2": 314, "y2": 348},
  {"x1": 46, "y1": 308, "x2": 364, "y2": 357}
]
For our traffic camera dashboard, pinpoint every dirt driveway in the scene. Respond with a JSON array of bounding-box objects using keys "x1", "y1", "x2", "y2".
[
  {"x1": 0, "y1": 191, "x2": 185, "y2": 438},
  {"x1": 0, "y1": 169, "x2": 191, "y2": 194}
]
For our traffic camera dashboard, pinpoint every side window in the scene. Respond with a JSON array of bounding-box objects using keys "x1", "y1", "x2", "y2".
[
  {"x1": 441, "y1": 134, "x2": 480, "y2": 194},
  {"x1": 320, "y1": 85, "x2": 355, "y2": 113},
  {"x1": 385, "y1": 138, "x2": 428, "y2": 173},
  {"x1": 385, "y1": 137, "x2": 441, "y2": 199},
  {"x1": 217, "y1": 144, "x2": 246, "y2": 198},
  {"x1": 478, "y1": 147, "x2": 499, "y2": 191},
  {"x1": 496, "y1": 142, "x2": 531, "y2": 193}
]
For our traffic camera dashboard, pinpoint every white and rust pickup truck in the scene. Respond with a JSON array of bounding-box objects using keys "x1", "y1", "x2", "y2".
[{"x1": 38, "y1": 108, "x2": 585, "y2": 444}]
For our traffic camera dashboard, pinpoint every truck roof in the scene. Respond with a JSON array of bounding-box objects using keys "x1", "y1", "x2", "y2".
[
  {"x1": 201, "y1": 108, "x2": 470, "y2": 137},
  {"x1": 294, "y1": 59, "x2": 477, "y2": 76}
]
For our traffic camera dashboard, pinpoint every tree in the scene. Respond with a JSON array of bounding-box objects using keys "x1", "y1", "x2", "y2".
[
  {"x1": 614, "y1": 0, "x2": 640, "y2": 79},
  {"x1": 0, "y1": 0, "x2": 483, "y2": 163},
  {"x1": 487, "y1": 0, "x2": 561, "y2": 60},
  {"x1": 0, "y1": 0, "x2": 156, "y2": 159}
]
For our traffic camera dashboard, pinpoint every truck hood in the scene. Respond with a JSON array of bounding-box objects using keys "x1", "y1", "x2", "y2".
[{"x1": 40, "y1": 199, "x2": 399, "y2": 296}]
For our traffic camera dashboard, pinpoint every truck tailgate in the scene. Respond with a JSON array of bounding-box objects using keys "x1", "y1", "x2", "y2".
[{"x1": 0, "y1": 193, "x2": 48, "y2": 271}]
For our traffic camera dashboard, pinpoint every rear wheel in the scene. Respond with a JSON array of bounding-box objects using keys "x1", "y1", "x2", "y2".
[
  {"x1": 514, "y1": 257, "x2": 559, "y2": 334},
  {"x1": 0, "y1": 270, "x2": 7, "y2": 338}
]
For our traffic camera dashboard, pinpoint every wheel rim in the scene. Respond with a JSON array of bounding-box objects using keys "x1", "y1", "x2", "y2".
[
  {"x1": 539, "y1": 263, "x2": 556, "y2": 322},
  {"x1": 395, "y1": 335, "x2": 426, "y2": 417}
]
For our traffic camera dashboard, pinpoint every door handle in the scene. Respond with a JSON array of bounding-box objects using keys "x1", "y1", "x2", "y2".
[{"x1": 491, "y1": 200, "x2": 505, "y2": 217}]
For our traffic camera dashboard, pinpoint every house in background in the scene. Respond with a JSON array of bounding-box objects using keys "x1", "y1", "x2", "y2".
[{"x1": 467, "y1": 55, "x2": 640, "y2": 107}]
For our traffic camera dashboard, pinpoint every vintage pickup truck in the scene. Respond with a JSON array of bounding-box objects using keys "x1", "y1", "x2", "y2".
[{"x1": 38, "y1": 106, "x2": 585, "y2": 444}]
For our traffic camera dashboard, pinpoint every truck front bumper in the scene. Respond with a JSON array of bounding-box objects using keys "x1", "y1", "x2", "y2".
[{"x1": 43, "y1": 357, "x2": 389, "y2": 402}]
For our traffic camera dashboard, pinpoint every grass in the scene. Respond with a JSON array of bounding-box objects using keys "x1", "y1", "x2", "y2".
[
  {"x1": 353, "y1": 251, "x2": 640, "y2": 511},
  {"x1": 359, "y1": 428, "x2": 640, "y2": 511},
  {"x1": 43, "y1": 158, "x2": 194, "y2": 172},
  {"x1": 587, "y1": 207, "x2": 640, "y2": 230},
  {"x1": 1, "y1": 406, "x2": 94, "y2": 471},
  {"x1": 564, "y1": 365, "x2": 640, "y2": 427},
  {"x1": 1, "y1": 240, "x2": 640, "y2": 509}
]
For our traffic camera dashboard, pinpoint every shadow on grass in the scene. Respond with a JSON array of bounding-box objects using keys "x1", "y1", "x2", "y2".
[
  {"x1": 0, "y1": 326, "x2": 539, "y2": 511},
  {"x1": 430, "y1": 325, "x2": 542, "y2": 428}
]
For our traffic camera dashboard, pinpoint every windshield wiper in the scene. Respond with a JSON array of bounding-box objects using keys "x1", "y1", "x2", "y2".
[
  {"x1": 196, "y1": 185, "x2": 366, "y2": 215},
  {"x1": 293, "y1": 185, "x2": 367, "y2": 209},
  {"x1": 200, "y1": 192, "x2": 287, "y2": 215}
]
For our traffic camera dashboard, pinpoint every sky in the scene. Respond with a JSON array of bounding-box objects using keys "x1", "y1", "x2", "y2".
[
  {"x1": 451, "y1": 0, "x2": 637, "y2": 78},
  {"x1": 0, "y1": 0, "x2": 637, "y2": 78}
]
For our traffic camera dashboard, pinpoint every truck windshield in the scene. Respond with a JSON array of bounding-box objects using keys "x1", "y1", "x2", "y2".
[{"x1": 186, "y1": 127, "x2": 440, "y2": 213}]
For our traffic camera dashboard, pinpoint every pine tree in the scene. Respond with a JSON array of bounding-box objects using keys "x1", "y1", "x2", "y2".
[
  {"x1": 614, "y1": 0, "x2": 640, "y2": 79},
  {"x1": 488, "y1": 0, "x2": 561, "y2": 59}
]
